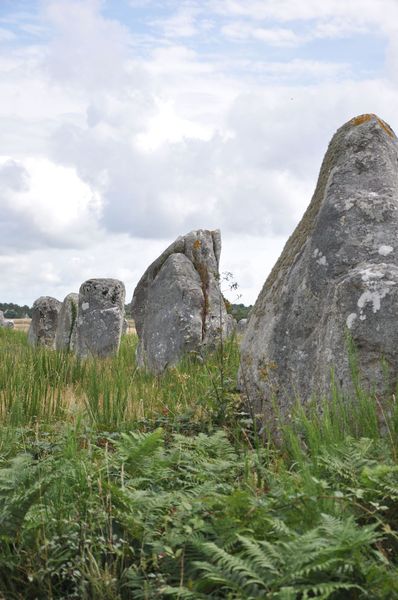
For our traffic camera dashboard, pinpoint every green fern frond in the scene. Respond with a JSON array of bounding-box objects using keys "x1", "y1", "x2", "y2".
[
  {"x1": 194, "y1": 541, "x2": 268, "y2": 591},
  {"x1": 115, "y1": 429, "x2": 165, "y2": 470},
  {"x1": 287, "y1": 581, "x2": 362, "y2": 599},
  {"x1": 0, "y1": 454, "x2": 56, "y2": 537},
  {"x1": 161, "y1": 585, "x2": 209, "y2": 599},
  {"x1": 237, "y1": 535, "x2": 280, "y2": 575}
]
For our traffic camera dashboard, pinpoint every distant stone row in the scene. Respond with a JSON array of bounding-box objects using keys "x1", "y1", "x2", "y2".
[
  {"x1": 27, "y1": 229, "x2": 236, "y2": 366},
  {"x1": 28, "y1": 280, "x2": 126, "y2": 359}
]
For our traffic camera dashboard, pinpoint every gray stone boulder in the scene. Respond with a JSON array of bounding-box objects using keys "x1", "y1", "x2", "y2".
[
  {"x1": 122, "y1": 318, "x2": 128, "y2": 335},
  {"x1": 236, "y1": 318, "x2": 248, "y2": 335},
  {"x1": 75, "y1": 279, "x2": 125, "y2": 359},
  {"x1": 0, "y1": 310, "x2": 14, "y2": 329},
  {"x1": 55, "y1": 293, "x2": 79, "y2": 352},
  {"x1": 28, "y1": 296, "x2": 62, "y2": 348},
  {"x1": 131, "y1": 229, "x2": 231, "y2": 373},
  {"x1": 239, "y1": 114, "x2": 398, "y2": 429},
  {"x1": 136, "y1": 253, "x2": 204, "y2": 372}
]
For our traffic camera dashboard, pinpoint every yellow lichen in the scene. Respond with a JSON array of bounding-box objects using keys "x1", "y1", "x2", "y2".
[
  {"x1": 350, "y1": 114, "x2": 373, "y2": 127},
  {"x1": 196, "y1": 261, "x2": 209, "y2": 339},
  {"x1": 350, "y1": 113, "x2": 395, "y2": 138},
  {"x1": 376, "y1": 117, "x2": 395, "y2": 138}
]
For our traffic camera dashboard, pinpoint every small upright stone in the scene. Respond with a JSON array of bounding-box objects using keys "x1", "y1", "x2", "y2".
[
  {"x1": 122, "y1": 318, "x2": 129, "y2": 335},
  {"x1": 55, "y1": 293, "x2": 79, "y2": 352},
  {"x1": 236, "y1": 318, "x2": 248, "y2": 335},
  {"x1": 28, "y1": 297, "x2": 62, "y2": 348},
  {"x1": 75, "y1": 279, "x2": 125, "y2": 359},
  {"x1": 0, "y1": 310, "x2": 14, "y2": 329}
]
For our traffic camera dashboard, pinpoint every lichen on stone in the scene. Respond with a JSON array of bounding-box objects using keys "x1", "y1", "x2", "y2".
[
  {"x1": 350, "y1": 114, "x2": 373, "y2": 127},
  {"x1": 350, "y1": 113, "x2": 395, "y2": 139},
  {"x1": 254, "y1": 114, "x2": 397, "y2": 318}
]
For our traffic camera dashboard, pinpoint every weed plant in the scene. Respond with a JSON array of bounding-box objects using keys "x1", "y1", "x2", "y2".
[{"x1": 0, "y1": 328, "x2": 397, "y2": 598}]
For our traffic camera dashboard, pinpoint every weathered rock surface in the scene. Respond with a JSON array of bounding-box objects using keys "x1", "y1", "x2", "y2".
[
  {"x1": 75, "y1": 279, "x2": 125, "y2": 359},
  {"x1": 136, "y1": 254, "x2": 204, "y2": 372},
  {"x1": 132, "y1": 229, "x2": 231, "y2": 373},
  {"x1": 122, "y1": 318, "x2": 128, "y2": 335},
  {"x1": 55, "y1": 293, "x2": 79, "y2": 352},
  {"x1": 239, "y1": 114, "x2": 398, "y2": 428},
  {"x1": 0, "y1": 310, "x2": 14, "y2": 329},
  {"x1": 236, "y1": 318, "x2": 248, "y2": 335},
  {"x1": 28, "y1": 297, "x2": 62, "y2": 348}
]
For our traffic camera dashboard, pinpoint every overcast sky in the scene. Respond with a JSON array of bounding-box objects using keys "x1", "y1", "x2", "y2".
[{"x1": 1, "y1": 0, "x2": 398, "y2": 306}]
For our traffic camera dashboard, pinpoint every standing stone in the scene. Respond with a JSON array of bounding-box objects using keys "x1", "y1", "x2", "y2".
[
  {"x1": 136, "y1": 253, "x2": 204, "y2": 372},
  {"x1": 236, "y1": 318, "x2": 248, "y2": 335},
  {"x1": 75, "y1": 279, "x2": 125, "y2": 359},
  {"x1": 55, "y1": 293, "x2": 79, "y2": 352},
  {"x1": 122, "y1": 318, "x2": 129, "y2": 335},
  {"x1": 0, "y1": 311, "x2": 14, "y2": 329},
  {"x1": 28, "y1": 297, "x2": 62, "y2": 348},
  {"x1": 131, "y1": 229, "x2": 232, "y2": 373},
  {"x1": 239, "y1": 114, "x2": 398, "y2": 430}
]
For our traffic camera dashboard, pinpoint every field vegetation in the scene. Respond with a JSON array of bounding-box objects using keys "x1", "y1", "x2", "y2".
[{"x1": 0, "y1": 328, "x2": 398, "y2": 599}]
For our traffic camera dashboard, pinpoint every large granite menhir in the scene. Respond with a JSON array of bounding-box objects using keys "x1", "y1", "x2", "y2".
[
  {"x1": 55, "y1": 293, "x2": 79, "y2": 352},
  {"x1": 75, "y1": 279, "x2": 125, "y2": 359},
  {"x1": 239, "y1": 114, "x2": 398, "y2": 430},
  {"x1": 28, "y1": 296, "x2": 62, "y2": 348},
  {"x1": 132, "y1": 229, "x2": 233, "y2": 373}
]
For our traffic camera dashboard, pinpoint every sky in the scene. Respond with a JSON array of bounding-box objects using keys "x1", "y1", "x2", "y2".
[{"x1": 1, "y1": 0, "x2": 398, "y2": 306}]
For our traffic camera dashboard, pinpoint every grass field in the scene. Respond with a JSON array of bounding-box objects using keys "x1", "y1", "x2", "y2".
[
  {"x1": 0, "y1": 328, "x2": 398, "y2": 599},
  {"x1": 11, "y1": 318, "x2": 137, "y2": 334},
  {"x1": 11, "y1": 318, "x2": 31, "y2": 332}
]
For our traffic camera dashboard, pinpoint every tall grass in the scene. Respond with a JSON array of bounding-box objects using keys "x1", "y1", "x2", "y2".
[
  {"x1": 0, "y1": 328, "x2": 397, "y2": 599},
  {"x1": 280, "y1": 340, "x2": 398, "y2": 464},
  {"x1": 0, "y1": 328, "x2": 240, "y2": 432}
]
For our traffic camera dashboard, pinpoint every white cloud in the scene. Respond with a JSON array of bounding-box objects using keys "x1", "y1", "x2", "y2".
[
  {"x1": 151, "y1": 6, "x2": 200, "y2": 38},
  {"x1": 0, "y1": 234, "x2": 170, "y2": 306},
  {"x1": 43, "y1": 0, "x2": 135, "y2": 92},
  {"x1": 220, "y1": 17, "x2": 372, "y2": 48},
  {"x1": 1, "y1": 0, "x2": 398, "y2": 307},
  {"x1": 248, "y1": 59, "x2": 350, "y2": 81},
  {"x1": 135, "y1": 98, "x2": 214, "y2": 150},
  {"x1": 210, "y1": 0, "x2": 398, "y2": 62},
  {"x1": 221, "y1": 22, "x2": 303, "y2": 47},
  {"x1": 211, "y1": 0, "x2": 398, "y2": 25},
  {"x1": 0, "y1": 156, "x2": 101, "y2": 250}
]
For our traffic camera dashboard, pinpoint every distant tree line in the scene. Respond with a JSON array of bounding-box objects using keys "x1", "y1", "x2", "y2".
[
  {"x1": 0, "y1": 302, "x2": 252, "y2": 322},
  {"x1": 0, "y1": 303, "x2": 32, "y2": 318},
  {"x1": 229, "y1": 303, "x2": 252, "y2": 321}
]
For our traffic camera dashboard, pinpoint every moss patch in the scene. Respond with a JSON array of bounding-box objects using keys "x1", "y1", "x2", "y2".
[
  {"x1": 68, "y1": 299, "x2": 78, "y2": 351},
  {"x1": 195, "y1": 261, "x2": 210, "y2": 340}
]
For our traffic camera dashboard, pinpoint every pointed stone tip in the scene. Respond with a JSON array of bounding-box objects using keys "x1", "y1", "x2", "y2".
[{"x1": 347, "y1": 113, "x2": 396, "y2": 139}]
